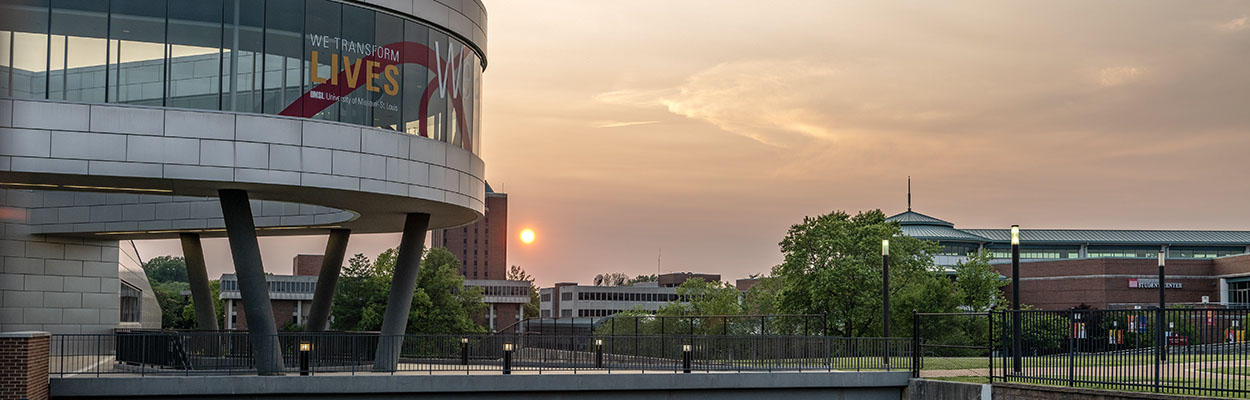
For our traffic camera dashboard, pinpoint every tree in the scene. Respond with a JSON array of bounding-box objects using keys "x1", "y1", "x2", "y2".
[
  {"x1": 181, "y1": 280, "x2": 224, "y2": 329},
  {"x1": 952, "y1": 250, "x2": 1006, "y2": 312},
  {"x1": 153, "y1": 281, "x2": 190, "y2": 329},
  {"x1": 143, "y1": 255, "x2": 189, "y2": 284},
  {"x1": 508, "y1": 265, "x2": 540, "y2": 319},
  {"x1": 625, "y1": 274, "x2": 658, "y2": 286},
  {"x1": 742, "y1": 271, "x2": 783, "y2": 315},
  {"x1": 330, "y1": 248, "x2": 487, "y2": 333},
  {"x1": 774, "y1": 209, "x2": 949, "y2": 337}
]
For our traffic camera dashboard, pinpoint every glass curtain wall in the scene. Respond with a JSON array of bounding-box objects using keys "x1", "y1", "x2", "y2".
[{"x1": 0, "y1": 0, "x2": 483, "y2": 155}]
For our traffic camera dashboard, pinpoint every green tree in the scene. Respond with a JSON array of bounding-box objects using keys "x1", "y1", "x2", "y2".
[
  {"x1": 625, "y1": 274, "x2": 658, "y2": 286},
  {"x1": 142, "y1": 255, "x2": 188, "y2": 283},
  {"x1": 952, "y1": 250, "x2": 1007, "y2": 312},
  {"x1": 775, "y1": 209, "x2": 949, "y2": 337},
  {"x1": 180, "y1": 280, "x2": 225, "y2": 329},
  {"x1": 742, "y1": 271, "x2": 783, "y2": 315},
  {"x1": 658, "y1": 279, "x2": 742, "y2": 316},
  {"x1": 330, "y1": 248, "x2": 487, "y2": 333},
  {"x1": 152, "y1": 281, "x2": 190, "y2": 329},
  {"x1": 508, "y1": 265, "x2": 540, "y2": 319}
]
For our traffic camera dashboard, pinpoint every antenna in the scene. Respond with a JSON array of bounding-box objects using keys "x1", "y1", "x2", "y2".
[
  {"x1": 907, "y1": 176, "x2": 912, "y2": 211},
  {"x1": 658, "y1": 248, "x2": 662, "y2": 275}
]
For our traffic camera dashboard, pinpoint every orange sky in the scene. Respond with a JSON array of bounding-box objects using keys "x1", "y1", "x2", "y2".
[{"x1": 138, "y1": 1, "x2": 1250, "y2": 287}]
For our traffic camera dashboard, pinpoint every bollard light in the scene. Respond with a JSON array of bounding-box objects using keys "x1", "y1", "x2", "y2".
[
  {"x1": 461, "y1": 337, "x2": 469, "y2": 344},
  {"x1": 502, "y1": 343, "x2": 514, "y2": 375},
  {"x1": 460, "y1": 337, "x2": 470, "y2": 366},
  {"x1": 682, "y1": 344, "x2": 692, "y2": 373},
  {"x1": 299, "y1": 341, "x2": 311, "y2": 376}
]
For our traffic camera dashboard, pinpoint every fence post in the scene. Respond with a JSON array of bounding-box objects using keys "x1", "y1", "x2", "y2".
[{"x1": 911, "y1": 311, "x2": 920, "y2": 378}]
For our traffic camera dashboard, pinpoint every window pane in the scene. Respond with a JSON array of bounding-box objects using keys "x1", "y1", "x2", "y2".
[
  {"x1": 304, "y1": 0, "x2": 339, "y2": 121},
  {"x1": 0, "y1": 0, "x2": 49, "y2": 99},
  {"x1": 167, "y1": 0, "x2": 222, "y2": 109},
  {"x1": 371, "y1": 13, "x2": 402, "y2": 130},
  {"x1": 425, "y1": 30, "x2": 448, "y2": 142},
  {"x1": 50, "y1": 0, "x2": 108, "y2": 102},
  {"x1": 223, "y1": 0, "x2": 263, "y2": 113},
  {"x1": 337, "y1": 4, "x2": 373, "y2": 126},
  {"x1": 401, "y1": 20, "x2": 428, "y2": 135},
  {"x1": 108, "y1": 0, "x2": 165, "y2": 106},
  {"x1": 263, "y1": 0, "x2": 303, "y2": 115}
]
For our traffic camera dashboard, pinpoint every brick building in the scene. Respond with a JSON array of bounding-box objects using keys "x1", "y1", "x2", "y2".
[
  {"x1": 889, "y1": 209, "x2": 1250, "y2": 310},
  {"x1": 431, "y1": 183, "x2": 508, "y2": 280},
  {"x1": 219, "y1": 255, "x2": 320, "y2": 330}
]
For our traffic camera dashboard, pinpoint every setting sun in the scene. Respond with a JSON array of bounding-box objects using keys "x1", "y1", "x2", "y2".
[{"x1": 520, "y1": 229, "x2": 535, "y2": 244}]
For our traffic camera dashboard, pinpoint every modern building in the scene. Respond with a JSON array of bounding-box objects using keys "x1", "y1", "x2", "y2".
[
  {"x1": 539, "y1": 272, "x2": 720, "y2": 318},
  {"x1": 464, "y1": 279, "x2": 529, "y2": 331},
  {"x1": 888, "y1": 209, "x2": 1250, "y2": 310},
  {"x1": 219, "y1": 254, "x2": 321, "y2": 330},
  {"x1": 0, "y1": 0, "x2": 490, "y2": 372},
  {"x1": 431, "y1": 182, "x2": 506, "y2": 280}
]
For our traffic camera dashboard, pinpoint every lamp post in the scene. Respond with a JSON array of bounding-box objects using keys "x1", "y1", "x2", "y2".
[
  {"x1": 460, "y1": 337, "x2": 469, "y2": 365},
  {"x1": 881, "y1": 239, "x2": 891, "y2": 370},
  {"x1": 682, "y1": 344, "x2": 692, "y2": 373},
  {"x1": 298, "y1": 341, "x2": 311, "y2": 376},
  {"x1": 595, "y1": 339, "x2": 604, "y2": 369},
  {"x1": 1011, "y1": 225, "x2": 1021, "y2": 373},
  {"x1": 502, "y1": 343, "x2": 514, "y2": 375},
  {"x1": 1157, "y1": 252, "x2": 1166, "y2": 364}
]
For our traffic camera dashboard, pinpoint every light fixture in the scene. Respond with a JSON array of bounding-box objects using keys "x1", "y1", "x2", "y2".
[
  {"x1": 1158, "y1": 251, "x2": 1165, "y2": 267},
  {"x1": 881, "y1": 240, "x2": 889, "y2": 256},
  {"x1": 503, "y1": 343, "x2": 514, "y2": 351},
  {"x1": 1010, "y1": 225, "x2": 1020, "y2": 245},
  {"x1": 595, "y1": 339, "x2": 603, "y2": 346},
  {"x1": 63, "y1": 185, "x2": 172, "y2": 193},
  {"x1": 460, "y1": 337, "x2": 469, "y2": 344},
  {"x1": 682, "y1": 344, "x2": 692, "y2": 352},
  {"x1": 0, "y1": 182, "x2": 58, "y2": 188},
  {"x1": 299, "y1": 342, "x2": 311, "y2": 352}
]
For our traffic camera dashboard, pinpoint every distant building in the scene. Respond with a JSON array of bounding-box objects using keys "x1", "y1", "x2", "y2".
[
  {"x1": 219, "y1": 255, "x2": 320, "y2": 330},
  {"x1": 539, "y1": 272, "x2": 720, "y2": 318},
  {"x1": 431, "y1": 183, "x2": 508, "y2": 280},
  {"x1": 889, "y1": 209, "x2": 1250, "y2": 309},
  {"x1": 735, "y1": 278, "x2": 760, "y2": 292}
]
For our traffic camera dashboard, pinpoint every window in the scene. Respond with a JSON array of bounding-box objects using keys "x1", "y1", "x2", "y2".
[
  {"x1": 1087, "y1": 246, "x2": 1161, "y2": 259},
  {"x1": 561, "y1": 292, "x2": 572, "y2": 301},
  {"x1": 107, "y1": 0, "x2": 165, "y2": 105},
  {"x1": 1170, "y1": 246, "x2": 1245, "y2": 259},
  {"x1": 0, "y1": 0, "x2": 49, "y2": 99},
  {"x1": 989, "y1": 246, "x2": 1080, "y2": 259},
  {"x1": 560, "y1": 309, "x2": 572, "y2": 317},
  {"x1": 540, "y1": 293, "x2": 551, "y2": 302},
  {"x1": 120, "y1": 281, "x2": 141, "y2": 323},
  {"x1": 1229, "y1": 280, "x2": 1250, "y2": 308},
  {"x1": 49, "y1": 0, "x2": 108, "y2": 102},
  {"x1": 938, "y1": 243, "x2": 979, "y2": 257},
  {"x1": 166, "y1": 0, "x2": 223, "y2": 109}
]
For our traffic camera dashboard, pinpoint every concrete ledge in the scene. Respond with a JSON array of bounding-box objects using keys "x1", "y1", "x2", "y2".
[
  {"x1": 993, "y1": 382, "x2": 1212, "y2": 400},
  {"x1": 52, "y1": 371, "x2": 910, "y2": 397},
  {"x1": 0, "y1": 331, "x2": 52, "y2": 338}
]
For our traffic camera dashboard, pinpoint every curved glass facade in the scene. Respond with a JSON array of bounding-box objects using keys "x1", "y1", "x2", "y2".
[{"x1": 0, "y1": 0, "x2": 483, "y2": 154}]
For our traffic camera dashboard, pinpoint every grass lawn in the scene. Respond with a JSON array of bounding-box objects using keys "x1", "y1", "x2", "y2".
[{"x1": 1201, "y1": 366, "x2": 1250, "y2": 377}]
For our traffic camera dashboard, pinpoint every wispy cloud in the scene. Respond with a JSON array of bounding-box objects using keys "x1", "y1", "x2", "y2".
[
  {"x1": 596, "y1": 120, "x2": 661, "y2": 128},
  {"x1": 1097, "y1": 66, "x2": 1144, "y2": 87},
  {"x1": 1215, "y1": 16, "x2": 1248, "y2": 32}
]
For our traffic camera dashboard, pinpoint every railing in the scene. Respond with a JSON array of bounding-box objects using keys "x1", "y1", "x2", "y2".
[
  {"x1": 913, "y1": 308, "x2": 1250, "y2": 399},
  {"x1": 50, "y1": 332, "x2": 911, "y2": 377},
  {"x1": 497, "y1": 314, "x2": 829, "y2": 336}
]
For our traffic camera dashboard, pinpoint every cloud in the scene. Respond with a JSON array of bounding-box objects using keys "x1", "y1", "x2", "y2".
[
  {"x1": 1215, "y1": 16, "x2": 1248, "y2": 32},
  {"x1": 596, "y1": 120, "x2": 661, "y2": 128},
  {"x1": 1097, "y1": 66, "x2": 1144, "y2": 87}
]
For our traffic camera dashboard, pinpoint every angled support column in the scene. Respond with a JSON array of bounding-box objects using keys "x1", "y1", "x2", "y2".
[
  {"x1": 180, "y1": 233, "x2": 219, "y2": 331},
  {"x1": 373, "y1": 213, "x2": 431, "y2": 371},
  {"x1": 219, "y1": 189, "x2": 284, "y2": 375},
  {"x1": 306, "y1": 228, "x2": 351, "y2": 332}
]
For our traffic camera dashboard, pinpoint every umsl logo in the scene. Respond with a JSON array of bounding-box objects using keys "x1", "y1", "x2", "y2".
[{"x1": 1128, "y1": 279, "x2": 1139, "y2": 288}]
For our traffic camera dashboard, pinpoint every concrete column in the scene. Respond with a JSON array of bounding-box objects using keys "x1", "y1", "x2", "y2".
[
  {"x1": 306, "y1": 228, "x2": 351, "y2": 332},
  {"x1": 180, "y1": 233, "x2": 220, "y2": 331},
  {"x1": 219, "y1": 189, "x2": 284, "y2": 375},
  {"x1": 373, "y1": 213, "x2": 431, "y2": 371}
]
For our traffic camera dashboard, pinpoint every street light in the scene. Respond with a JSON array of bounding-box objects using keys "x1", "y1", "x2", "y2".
[
  {"x1": 881, "y1": 239, "x2": 890, "y2": 370},
  {"x1": 1158, "y1": 251, "x2": 1167, "y2": 364},
  {"x1": 1011, "y1": 225, "x2": 1021, "y2": 373}
]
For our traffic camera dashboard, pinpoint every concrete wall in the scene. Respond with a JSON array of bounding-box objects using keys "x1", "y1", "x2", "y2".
[
  {"x1": 992, "y1": 383, "x2": 1209, "y2": 400},
  {"x1": 1, "y1": 189, "x2": 123, "y2": 334},
  {"x1": 907, "y1": 379, "x2": 989, "y2": 400},
  {"x1": 51, "y1": 372, "x2": 911, "y2": 400}
]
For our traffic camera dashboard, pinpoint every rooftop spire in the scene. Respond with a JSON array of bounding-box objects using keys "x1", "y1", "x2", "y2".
[{"x1": 907, "y1": 176, "x2": 912, "y2": 211}]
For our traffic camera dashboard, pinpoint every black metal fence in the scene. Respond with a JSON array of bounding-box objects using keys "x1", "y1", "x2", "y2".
[
  {"x1": 500, "y1": 314, "x2": 828, "y2": 336},
  {"x1": 51, "y1": 331, "x2": 911, "y2": 376},
  {"x1": 913, "y1": 308, "x2": 1250, "y2": 398}
]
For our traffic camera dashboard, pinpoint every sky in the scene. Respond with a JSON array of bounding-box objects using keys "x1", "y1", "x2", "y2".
[{"x1": 138, "y1": 0, "x2": 1250, "y2": 287}]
